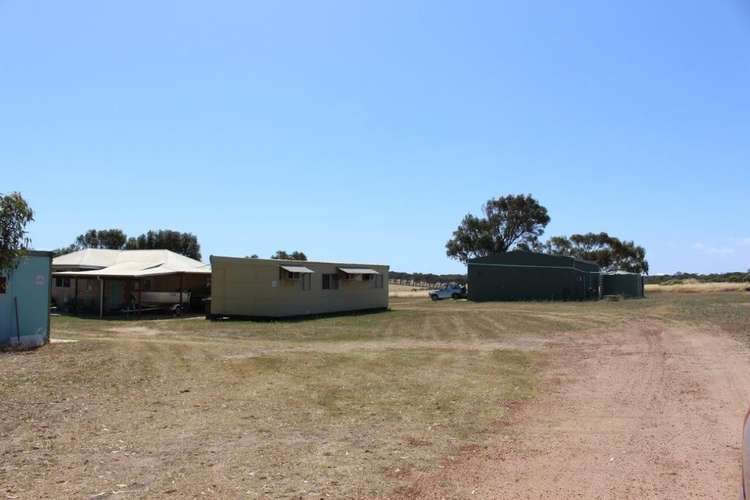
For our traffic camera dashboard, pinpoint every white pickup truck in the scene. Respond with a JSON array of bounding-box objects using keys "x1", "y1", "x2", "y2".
[{"x1": 429, "y1": 284, "x2": 467, "y2": 301}]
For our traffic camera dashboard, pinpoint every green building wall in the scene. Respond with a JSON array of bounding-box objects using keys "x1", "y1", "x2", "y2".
[{"x1": 1, "y1": 252, "x2": 52, "y2": 348}]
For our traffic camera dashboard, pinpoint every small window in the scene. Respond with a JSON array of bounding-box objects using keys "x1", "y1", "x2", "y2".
[
  {"x1": 0, "y1": 276, "x2": 6, "y2": 294},
  {"x1": 56, "y1": 277, "x2": 63, "y2": 288},
  {"x1": 362, "y1": 274, "x2": 371, "y2": 281},
  {"x1": 280, "y1": 268, "x2": 301, "y2": 280},
  {"x1": 144, "y1": 279, "x2": 152, "y2": 291},
  {"x1": 322, "y1": 274, "x2": 340, "y2": 290},
  {"x1": 64, "y1": 277, "x2": 71, "y2": 288}
]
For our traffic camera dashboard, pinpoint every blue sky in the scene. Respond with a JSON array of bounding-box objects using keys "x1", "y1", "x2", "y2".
[{"x1": 2, "y1": 1, "x2": 748, "y2": 274}]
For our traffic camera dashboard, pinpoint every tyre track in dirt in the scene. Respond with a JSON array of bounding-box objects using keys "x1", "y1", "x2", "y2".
[{"x1": 398, "y1": 320, "x2": 750, "y2": 499}]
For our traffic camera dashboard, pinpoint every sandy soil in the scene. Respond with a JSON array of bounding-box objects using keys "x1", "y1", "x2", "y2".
[{"x1": 399, "y1": 320, "x2": 750, "y2": 499}]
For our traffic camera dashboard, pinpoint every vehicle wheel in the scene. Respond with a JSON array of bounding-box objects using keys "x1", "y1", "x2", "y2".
[
  {"x1": 174, "y1": 305, "x2": 183, "y2": 317},
  {"x1": 451, "y1": 293, "x2": 459, "y2": 299},
  {"x1": 430, "y1": 294, "x2": 439, "y2": 301}
]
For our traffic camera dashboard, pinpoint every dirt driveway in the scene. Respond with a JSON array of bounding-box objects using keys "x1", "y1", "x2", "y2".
[{"x1": 401, "y1": 320, "x2": 750, "y2": 498}]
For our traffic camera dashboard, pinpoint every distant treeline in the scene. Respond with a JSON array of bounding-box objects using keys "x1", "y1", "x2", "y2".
[
  {"x1": 389, "y1": 271, "x2": 466, "y2": 286},
  {"x1": 646, "y1": 272, "x2": 750, "y2": 285}
]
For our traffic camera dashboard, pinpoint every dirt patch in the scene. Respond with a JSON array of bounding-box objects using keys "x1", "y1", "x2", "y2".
[
  {"x1": 107, "y1": 325, "x2": 161, "y2": 336},
  {"x1": 7, "y1": 294, "x2": 749, "y2": 498},
  {"x1": 221, "y1": 337, "x2": 549, "y2": 359},
  {"x1": 398, "y1": 320, "x2": 750, "y2": 498}
]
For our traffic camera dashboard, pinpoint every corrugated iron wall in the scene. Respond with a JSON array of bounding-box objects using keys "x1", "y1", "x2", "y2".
[{"x1": 601, "y1": 273, "x2": 645, "y2": 298}]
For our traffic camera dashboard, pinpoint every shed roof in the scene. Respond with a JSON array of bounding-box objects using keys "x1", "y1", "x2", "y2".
[
  {"x1": 210, "y1": 255, "x2": 389, "y2": 270},
  {"x1": 468, "y1": 251, "x2": 600, "y2": 272},
  {"x1": 52, "y1": 249, "x2": 210, "y2": 278}
]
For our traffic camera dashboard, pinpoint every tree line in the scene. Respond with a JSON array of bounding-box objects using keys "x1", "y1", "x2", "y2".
[
  {"x1": 389, "y1": 271, "x2": 466, "y2": 286},
  {"x1": 246, "y1": 251, "x2": 308, "y2": 260},
  {"x1": 446, "y1": 194, "x2": 649, "y2": 273},
  {"x1": 646, "y1": 271, "x2": 750, "y2": 285},
  {"x1": 53, "y1": 228, "x2": 202, "y2": 261}
]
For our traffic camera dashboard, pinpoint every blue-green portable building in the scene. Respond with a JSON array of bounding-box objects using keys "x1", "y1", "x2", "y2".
[{"x1": 1, "y1": 251, "x2": 52, "y2": 348}]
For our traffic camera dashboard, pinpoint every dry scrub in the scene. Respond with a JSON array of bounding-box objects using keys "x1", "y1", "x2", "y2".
[
  {"x1": 389, "y1": 284, "x2": 430, "y2": 298},
  {"x1": 646, "y1": 281, "x2": 749, "y2": 293}
]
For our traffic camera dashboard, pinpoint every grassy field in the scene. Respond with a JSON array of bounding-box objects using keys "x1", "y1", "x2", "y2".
[
  {"x1": 389, "y1": 284, "x2": 430, "y2": 298},
  {"x1": 646, "y1": 281, "x2": 749, "y2": 294},
  {"x1": 1, "y1": 292, "x2": 749, "y2": 498},
  {"x1": 392, "y1": 281, "x2": 750, "y2": 297}
]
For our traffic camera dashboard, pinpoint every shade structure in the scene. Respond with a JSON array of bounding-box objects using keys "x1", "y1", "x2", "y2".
[
  {"x1": 280, "y1": 265, "x2": 314, "y2": 274},
  {"x1": 338, "y1": 267, "x2": 380, "y2": 275},
  {"x1": 53, "y1": 249, "x2": 210, "y2": 279}
]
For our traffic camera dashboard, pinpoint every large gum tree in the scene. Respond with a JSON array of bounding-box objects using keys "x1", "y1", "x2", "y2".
[
  {"x1": 0, "y1": 192, "x2": 34, "y2": 273},
  {"x1": 446, "y1": 194, "x2": 551, "y2": 263}
]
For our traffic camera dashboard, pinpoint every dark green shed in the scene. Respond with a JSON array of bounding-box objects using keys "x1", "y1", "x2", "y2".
[
  {"x1": 467, "y1": 252, "x2": 601, "y2": 301},
  {"x1": 601, "y1": 272, "x2": 645, "y2": 298}
]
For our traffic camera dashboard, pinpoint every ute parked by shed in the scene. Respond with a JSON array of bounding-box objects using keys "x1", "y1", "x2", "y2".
[{"x1": 429, "y1": 284, "x2": 467, "y2": 301}]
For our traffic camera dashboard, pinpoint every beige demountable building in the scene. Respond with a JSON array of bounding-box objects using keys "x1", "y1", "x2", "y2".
[
  {"x1": 52, "y1": 249, "x2": 211, "y2": 317},
  {"x1": 209, "y1": 255, "x2": 389, "y2": 319}
]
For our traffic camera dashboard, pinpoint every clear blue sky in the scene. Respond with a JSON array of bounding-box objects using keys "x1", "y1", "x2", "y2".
[{"x1": 2, "y1": 1, "x2": 748, "y2": 274}]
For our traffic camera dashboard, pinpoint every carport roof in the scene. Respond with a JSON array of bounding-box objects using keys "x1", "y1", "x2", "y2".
[{"x1": 52, "y1": 249, "x2": 210, "y2": 278}]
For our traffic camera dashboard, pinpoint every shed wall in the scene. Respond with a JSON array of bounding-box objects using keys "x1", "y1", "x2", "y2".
[
  {"x1": 467, "y1": 252, "x2": 601, "y2": 301},
  {"x1": 468, "y1": 264, "x2": 597, "y2": 301},
  {"x1": 602, "y1": 273, "x2": 644, "y2": 298},
  {"x1": 210, "y1": 257, "x2": 389, "y2": 318},
  {"x1": 1, "y1": 253, "x2": 51, "y2": 348}
]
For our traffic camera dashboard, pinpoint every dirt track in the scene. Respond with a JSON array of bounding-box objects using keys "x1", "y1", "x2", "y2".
[{"x1": 401, "y1": 320, "x2": 750, "y2": 498}]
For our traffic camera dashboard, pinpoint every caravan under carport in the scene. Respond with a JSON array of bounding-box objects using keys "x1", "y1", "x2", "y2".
[{"x1": 52, "y1": 249, "x2": 210, "y2": 317}]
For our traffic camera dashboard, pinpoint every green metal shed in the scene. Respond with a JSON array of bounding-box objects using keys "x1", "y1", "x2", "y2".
[
  {"x1": 601, "y1": 272, "x2": 645, "y2": 298},
  {"x1": 1, "y1": 251, "x2": 52, "y2": 348},
  {"x1": 467, "y1": 251, "x2": 601, "y2": 301}
]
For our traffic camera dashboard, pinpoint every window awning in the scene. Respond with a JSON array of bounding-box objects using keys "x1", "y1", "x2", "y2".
[
  {"x1": 280, "y1": 265, "x2": 314, "y2": 274},
  {"x1": 338, "y1": 267, "x2": 380, "y2": 275}
]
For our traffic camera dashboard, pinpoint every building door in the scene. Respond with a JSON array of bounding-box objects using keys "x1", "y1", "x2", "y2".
[{"x1": 108, "y1": 281, "x2": 124, "y2": 310}]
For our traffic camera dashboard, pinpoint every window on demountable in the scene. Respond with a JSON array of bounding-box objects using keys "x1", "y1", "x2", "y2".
[
  {"x1": 322, "y1": 274, "x2": 340, "y2": 290},
  {"x1": 301, "y1": 273, "x2": 311, "y2": 291}
]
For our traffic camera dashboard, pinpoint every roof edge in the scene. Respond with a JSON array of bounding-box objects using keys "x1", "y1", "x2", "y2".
[
  {"x1": 22, "y1": 250, "x2": 54, "y2": 258},
  {"x1": 210, "y1": 255, "x2": 389, "y2": 269}
]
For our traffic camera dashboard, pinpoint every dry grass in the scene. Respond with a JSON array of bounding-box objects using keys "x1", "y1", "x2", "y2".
[
  {"x1": 2, "y1": 299, "x2": 546, "y2": 499},
  {"x1": 646, "y1": 281, "x2": 749, "y2": 293},
  {"x1": 2, "y1": 293, "x2": 749, "y2": 498},
  {"x1": 389, "y1": 284, "x2": 430, "y2": 298}
]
